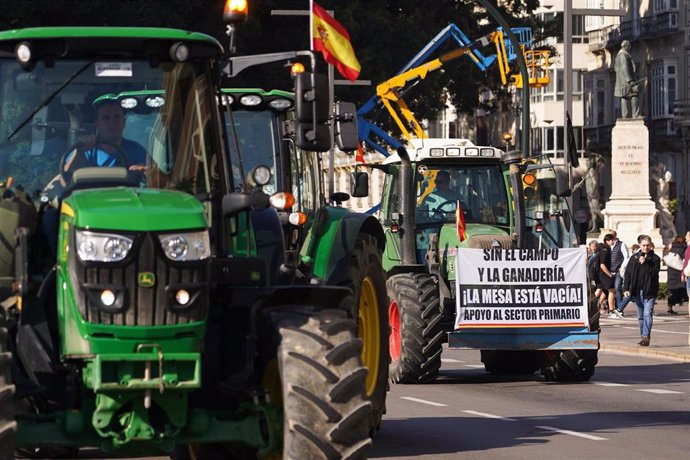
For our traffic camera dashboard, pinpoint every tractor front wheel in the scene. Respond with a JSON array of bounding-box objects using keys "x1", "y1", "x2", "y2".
[
  {"x1": 0, "y1": 312, "x2": 15, "y2": 460},
  {"x1": 387, "y1": 273, "x2": 443, "y2": 384},
  {"x1": 276, "y1": 309, "x2": 372, "y2": 460},
  {"x1": 332, "y1": 234, "x2": 388, "y2": 432}
]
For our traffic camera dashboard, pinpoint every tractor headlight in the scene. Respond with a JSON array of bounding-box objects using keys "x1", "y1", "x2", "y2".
[
  {"x1": 158, "y1": 231, "x2": 210, "y2": 261},
  {"x1": 76, "y1": 231, "x2": 133, "y2": 262}
]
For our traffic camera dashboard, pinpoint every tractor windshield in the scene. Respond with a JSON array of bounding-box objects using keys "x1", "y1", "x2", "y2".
[
  {"x1": 414, "y1": 163, "x2": 510, "y2": 228},
  {"x1": 523, "y1": 162, "x2": 578, "y2": 249},
  {"x1": 0, "y1": 58, "x2": 219, "y2": 202},
  {"x1": 224, "y1": 109, "x2": 279, "y2": 194}
]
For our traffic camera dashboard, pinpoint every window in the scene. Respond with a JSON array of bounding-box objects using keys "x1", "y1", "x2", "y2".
[
  {"x1": 651, "y1": 59, "x2": 677, "y2": 119},
  {"x1": 530, "y1": 69, "x2": 584, "y2": 103},
  {"x1": 584, "y1": 75, "x2": 607, "y2": 127}
]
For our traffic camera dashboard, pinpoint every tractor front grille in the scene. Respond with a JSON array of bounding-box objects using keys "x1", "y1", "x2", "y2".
[{"x1": 70, "y1": 232, "x2": 209, "y2": 326}]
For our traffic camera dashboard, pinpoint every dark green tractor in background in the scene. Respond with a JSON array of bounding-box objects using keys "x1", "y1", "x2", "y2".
[
  {"x1": 216, "y1": 84, "x2": 389, "y2": 433},
  {"x1": 0, "y1": 25, "x2": 373, "y2": 459}
]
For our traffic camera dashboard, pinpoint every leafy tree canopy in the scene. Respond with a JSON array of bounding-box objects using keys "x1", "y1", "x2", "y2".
[{"x1": 0, "y1": 0, "x2": 539, "y2": 131}]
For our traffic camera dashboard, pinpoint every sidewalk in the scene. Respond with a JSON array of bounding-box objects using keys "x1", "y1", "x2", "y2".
[{"x1": 598, "y1": 299, "x2": 690, "y2": 363}]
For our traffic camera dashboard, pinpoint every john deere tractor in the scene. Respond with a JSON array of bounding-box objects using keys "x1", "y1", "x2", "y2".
[{"x1": 0, "y1": 25, "x2": 372, "y2": 459}]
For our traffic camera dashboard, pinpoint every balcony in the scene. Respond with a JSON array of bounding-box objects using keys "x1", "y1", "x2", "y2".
[
  {"x1": 619, "y1": 20, "x2": 634, "y2": 41},
  {"x1": 674, "y1": 100, "x2": 690, "y2": 129},
  {"x1": 639, "y1": 16, "x2": 655, "y2": 37},
  {"x1": 588, "y1": 25, "x2": 620, "y2": 51},
  {"x1": 656, "y1": 12, "x2": 679, "y2": 34}
]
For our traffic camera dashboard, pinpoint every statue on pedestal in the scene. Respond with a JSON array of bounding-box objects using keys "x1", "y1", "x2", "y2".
[{"x1": 614, "y1": 40, "x2": 641, "y2": 119}]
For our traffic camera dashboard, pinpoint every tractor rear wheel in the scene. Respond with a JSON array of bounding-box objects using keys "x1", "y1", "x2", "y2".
[
  {"x1": 0, "y1": 313, "x2": 15, "y2": 460},
  {"x1": 480, "y1": 350, "x2": 542, "y2": 375},
  {"x1": 387, "y1": 273, "x2": 443, "y2": 384},
  {"x1": 332, "y1": 234, "x2": 388, "y2": 432},
  {"x1": 541, "y1": 349, "x2": 598, "y2": 382},
  {"x1": 277, "y1": 309, "x2": 372, "y2": 460}
]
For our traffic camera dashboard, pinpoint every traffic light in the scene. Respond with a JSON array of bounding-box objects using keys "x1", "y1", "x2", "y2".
[
  {"x1": 294, "y1": 71, "x2": 331, "y2": 152},
  {"x1": 521, "y1": 159, "x2": 537, "y2": 200}
]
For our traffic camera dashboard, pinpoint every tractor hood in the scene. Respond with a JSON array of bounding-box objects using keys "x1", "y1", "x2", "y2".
[
  {"x1": 435, "y1": 223, "x2": 512, "y2": 281},
  {"x1": 64, "y1": 188, "x2": 207, "y2": 231}
]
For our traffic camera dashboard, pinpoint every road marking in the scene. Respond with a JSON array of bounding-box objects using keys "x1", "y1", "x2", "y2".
[
  {"x1": 618, "y1": 325, "x2": 689, "y2": 335},
  {"x1": 535, "y1": 425, "x2": 608, "y2": 441},
  {"x1": 464, "y1": 364, "x2": 486, "y2": 368},
  {"x1": 441, "y1": 358, "x2": 463, "y2": 363},
  {"x1": 400, "y1": 396, "x2": 447, "y2": 407},
  {"x1": 592, "y1": 381, "x2": 629, "y2": 387},
  {"x1": 636, "y1": 389, "x2": 683, "y2": 394},
  {"x1": 462, "y1": 410, "x2": 516, "y2": 422}
]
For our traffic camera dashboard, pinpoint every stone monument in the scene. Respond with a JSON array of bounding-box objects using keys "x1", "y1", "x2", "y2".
[{"x1": 601, "y1": 119, "x2": 663, "y2": 249}]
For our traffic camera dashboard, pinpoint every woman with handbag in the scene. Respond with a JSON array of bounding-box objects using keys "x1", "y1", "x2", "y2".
[{"x1": 664, "y1": 235, "x2": 687, "y2": 315}]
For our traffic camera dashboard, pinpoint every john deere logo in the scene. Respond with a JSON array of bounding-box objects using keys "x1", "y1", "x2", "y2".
[{"x1": 138, "y1": 272, "x2": 156, "y2": 288}]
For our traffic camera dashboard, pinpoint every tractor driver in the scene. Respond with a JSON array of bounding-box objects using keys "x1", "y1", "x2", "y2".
[
  {"x1": 420, "y1": 170, "x2": 470, "y2": 222},
  {"x1": 64, "y1": 95, "x2": 147, "y2": 173}
]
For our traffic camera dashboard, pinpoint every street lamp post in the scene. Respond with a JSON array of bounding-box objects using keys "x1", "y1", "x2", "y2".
[{"x1": 562, "y1": 2, "x2": 625, "y2": 172}]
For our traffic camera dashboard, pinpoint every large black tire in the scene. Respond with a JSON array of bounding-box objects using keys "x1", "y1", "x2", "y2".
[
  {"x1": 387, "y1": 273, "x2": 443, "y2": 384},
  {"x1": 541, "y1": 349, "x2": 598, "y2": 382},
  {"x1": 277, "y1": 309, "x2": 372, "y2": 460},
  {"x1": 480, "y1": 350, "x2": 542, "y2": 375},
  {"x1": 331, "y1": 234, "x2": 388, "y2": 432},
  {"x1": 0, "y1": 314, "x2": 16, "y2": 460}
]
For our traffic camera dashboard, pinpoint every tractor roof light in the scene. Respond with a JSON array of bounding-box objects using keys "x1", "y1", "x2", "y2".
[
  {"x1": 223, "y1": 0, "x2": 249, "y2": 25},
  {"x1": 145, "y1": 96, "x2": 165, "y2": 108},
  {"x1": 120, "y1": 97, "x2": 138, "y2": 109},
  {"x1": 240, "y1": 94, "x2": 262, "y2": 107},
  {"x1": 15, "y1": 41, "x2": 33, "y2": 68},
  {"x1": 169, "y1": 42, "x2": 189, "y2": 62},
  {"x1": 269, "y1": 98, "x2": 293, "y2": 111},
  {"x1": 270, "y1": 192, "x2": 295, "y2": 210}
]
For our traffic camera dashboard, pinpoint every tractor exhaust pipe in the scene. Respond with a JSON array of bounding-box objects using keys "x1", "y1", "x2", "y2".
[
  {"x1": 398, "y1": 147, "x2": 416, "y2": 264},
  {"x1": 502, "y1": 150, "x2": 526, "y2": 248}
]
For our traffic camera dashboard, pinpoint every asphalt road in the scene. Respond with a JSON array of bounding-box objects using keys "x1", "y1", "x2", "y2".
[{"x1": 368, "y1": 344, "x2": 690, "y2": 460}]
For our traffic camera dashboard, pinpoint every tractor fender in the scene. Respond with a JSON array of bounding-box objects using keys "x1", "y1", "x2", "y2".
[{"x1": 310, "y1": 207, "x2": 384, "y2": 282}]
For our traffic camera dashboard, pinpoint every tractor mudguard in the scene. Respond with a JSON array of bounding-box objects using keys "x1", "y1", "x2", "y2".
[
  {"x1": 307, "y1": 207, "x2": 384, "y2": 282},
  {"x1": 249, "y1": 207, "x2": 286, "y2": 285}
]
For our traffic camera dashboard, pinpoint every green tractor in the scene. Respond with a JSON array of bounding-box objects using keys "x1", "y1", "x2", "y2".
[
  {"x1": 216, "y1": 80, "x2": 389, "y2": 432},
  {"x1": 0, "y1": 26, "x2": 373, "y2": 458},
  {"x1": 351, "y1": 138, "x2": 599, "y2": 383}
]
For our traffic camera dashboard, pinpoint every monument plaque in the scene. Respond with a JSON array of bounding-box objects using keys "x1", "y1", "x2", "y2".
[{"x1": 602, "y1": 119, "x2": 663, "y2": 249}]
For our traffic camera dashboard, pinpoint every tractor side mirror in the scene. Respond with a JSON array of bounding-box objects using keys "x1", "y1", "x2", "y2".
[
  {"x1": 351, "y1": 169, "x2": 369, "y2": 198},
  {"x1": 556, "y1": 171, "x2": 571, "y2": 197},
  {"x1": 294, "y1": 71, "x2": 331, "y2": 152},
  {"x1": 335, "y1": 101, "x2": 359, "y2": 152}
]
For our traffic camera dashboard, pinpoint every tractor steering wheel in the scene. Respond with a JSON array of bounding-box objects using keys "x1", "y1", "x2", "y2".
[
  {"x1": 59, "y1": 141, "x2": 129, "y2": 185},
  {"x1": 430, "y1": 200, "x2": 457, "y2": 221}
]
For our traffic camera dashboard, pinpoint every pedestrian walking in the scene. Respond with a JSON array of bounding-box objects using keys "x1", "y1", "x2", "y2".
[
  {"x1": 663, "y1": 235, "x2": 686, "y2": 315},
  {"x1": 599, "y1": 234, "x2": 616, "y2": 314},
  {"x1": 611, "y1": 240, "x2": 642, "y2": 317},
  {"x1": 609, "y1": 230, "x2": 629, "y2": 312},
  {"x1": 622, "y1": 235, "x2": 661, "y2": 346}
]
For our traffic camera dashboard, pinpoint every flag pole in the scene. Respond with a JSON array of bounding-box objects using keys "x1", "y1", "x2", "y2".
[{"x1": 309, "y1": 0, "x2": 314, "y2": 50}]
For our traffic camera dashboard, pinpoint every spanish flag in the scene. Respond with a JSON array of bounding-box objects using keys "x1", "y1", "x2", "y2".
[
  {"x1": 312, "y1": 2, "x2": 361, "y2": 82},
  {"x1": 355, "y1": 142, "x2": 365, "y2": 163},
  {"x1": 456, "y1": 200, "x2": 467, "y2": 242}
]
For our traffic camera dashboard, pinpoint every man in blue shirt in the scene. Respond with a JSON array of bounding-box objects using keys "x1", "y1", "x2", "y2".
[{"x1": 65, "y1": 96, "x2": 146, "y2": 171}]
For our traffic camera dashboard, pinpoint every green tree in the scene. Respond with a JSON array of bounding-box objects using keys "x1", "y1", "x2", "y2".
[{"x1": 0, "y1": 0, "x2": 540, "y2": 137}]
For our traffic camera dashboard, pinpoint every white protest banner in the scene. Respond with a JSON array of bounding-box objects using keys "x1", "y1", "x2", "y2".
[{"x1": 455, "y1": 248, "x2": 588, "y2": 329}]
